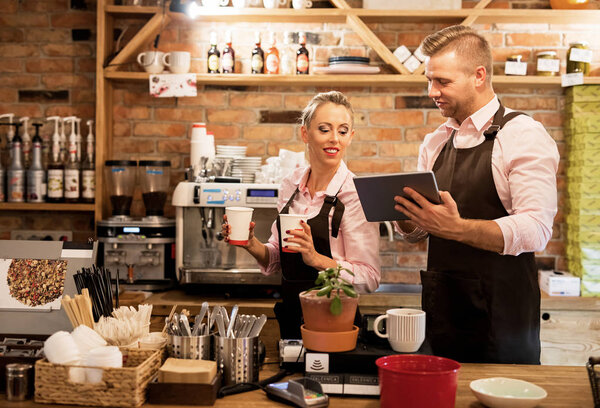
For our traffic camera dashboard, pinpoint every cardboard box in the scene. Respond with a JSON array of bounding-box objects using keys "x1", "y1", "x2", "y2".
[{"x1": 539, "y1": 270, "x2": 581, "y2": 296}]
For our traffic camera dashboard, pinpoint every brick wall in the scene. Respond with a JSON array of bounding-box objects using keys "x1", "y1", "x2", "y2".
[{"x1": 2, "y1": 0, "x2": 600, "y2": 283}]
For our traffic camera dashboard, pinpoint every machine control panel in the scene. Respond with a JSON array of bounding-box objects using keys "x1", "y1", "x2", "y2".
[{"x1": 196, "y1": 183, "x2": 279, "y2": 208}]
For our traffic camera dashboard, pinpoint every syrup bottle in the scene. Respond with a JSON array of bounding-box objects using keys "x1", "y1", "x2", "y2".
[
  {"x1": 296, "y1": 32, "x2": 309, "y2": 75},
  {"x1": 265, "y1": 32, "x2": 280, "y2": 74},
  {"x1": 207, "y1": 31, "x2": 220, "y2": 74},
  {"x1": 251, "y1": 32, "x2": 265, "y2": 74},
  {"x1": 222, "y1": 31, "x2": 235, "y2": 74}
]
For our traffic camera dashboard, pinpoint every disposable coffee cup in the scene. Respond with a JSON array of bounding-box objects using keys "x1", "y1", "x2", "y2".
[
  {"x1": 374, "y1": 308, "x2": 425, "y2": 353},
  {"x1": 226, "y1": 207, "x2": 254, "y2": 245},
  {"x1": 279, "y1": 214, "x2": 308, "y2": 253}
]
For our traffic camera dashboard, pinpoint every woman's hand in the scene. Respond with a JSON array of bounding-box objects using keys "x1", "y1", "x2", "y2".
[
  {"x1": 284, "y1": 220, "x2": 336, "y2": 270},
  {"x1": 221, "y1": 214, "x2": 256, "y2": 248}
]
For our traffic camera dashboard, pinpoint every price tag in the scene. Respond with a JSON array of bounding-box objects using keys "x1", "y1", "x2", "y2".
[
  {"x1": 537, "y1": 58, "x2": 560, "y2": 73},
  {"x1": 149, "y1": 73, "x2": 197, "y2": 98},
  {"x1": 504, "y1": 61, "x2": 528, "y2": 76},
  {"x1": 561, "y1": 72, "x2": 584, "y2": 87},
  {"x1": 569, "y1": 48, "x2": 593, "y2": 63}
]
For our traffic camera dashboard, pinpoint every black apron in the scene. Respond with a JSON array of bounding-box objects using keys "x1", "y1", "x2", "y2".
[
  {"x1": 274, "y1": 186, "x2": 345, "y2": 340},
  {"x1": 421, "y1": 103, "x2": 541, "y2": 364}
]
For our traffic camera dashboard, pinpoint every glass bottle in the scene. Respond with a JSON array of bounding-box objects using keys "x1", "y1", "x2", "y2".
[
  {"x1": 81, "y1": 120, "x2": 95, "y2": 203},
  {"x1": 567, "y1": 41, "x2": 591, "y2": 75},
  {"x1": 296, "y1": 31, "x2": 309, "y2": 75},
  {"x1": 265, "y1": 32, "x2": 280, "y2": 75},
  {"x1": 46, "y1": 127, "x2": 64, "y2": 203},
  {"x1": 207, "y1": 31, "x2": 220, "y2": 74},
  {"x1": 64, "y1": 120, "x2": 80, "y2": 203},
  {"x1": 27, "y1": 123, "x2": 46, "y2": 203},
  {"x1": 251, "y1": 32, "x2": 264, "y2": 74},
  {"x1": 280, "y1": 32, "x2": 295, "y2": 75},
  {"x1": 7, "y1": 123, "x2": 25, "y2": 203},
  {"x1": 222, "y1": 31, "x2": 235, "y2": 74}
]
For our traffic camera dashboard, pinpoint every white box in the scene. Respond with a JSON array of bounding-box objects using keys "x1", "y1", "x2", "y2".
[
  {"x1": 363, "y1": 0, "x2": 461, "y2": 10},
  {"x1": 539, "y1": 270, "x2": 581, "y2": 297}
]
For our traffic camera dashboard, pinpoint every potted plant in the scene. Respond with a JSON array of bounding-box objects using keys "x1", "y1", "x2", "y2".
[{"x1": 299, "y1": 265, "x2": 359, "y2": 333}]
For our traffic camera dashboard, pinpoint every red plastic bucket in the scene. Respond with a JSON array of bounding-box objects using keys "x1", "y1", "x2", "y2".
[{"x1": 376, "y1": 354, "x2": 461, "y2": 408}]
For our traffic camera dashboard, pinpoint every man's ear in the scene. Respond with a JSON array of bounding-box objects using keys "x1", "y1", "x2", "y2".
[{"x1": 474, "y1": 65, "x2": 487, "y2": 87}]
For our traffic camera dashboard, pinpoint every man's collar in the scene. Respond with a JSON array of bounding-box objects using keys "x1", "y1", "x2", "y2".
[{"x1": 444, "y1": 95, "x2": 498, "y2": 133}]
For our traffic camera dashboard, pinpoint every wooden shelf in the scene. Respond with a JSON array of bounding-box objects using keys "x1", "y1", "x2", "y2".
[
  {"x1": 105, "y1": 5, "x2": 600, "y2": 25},
  {"x1": 105, "y1": 71, "x2": 600, "y2": 88},
  {"x1": 0, "y1": 202, "x2": 96, "y2": 212}
]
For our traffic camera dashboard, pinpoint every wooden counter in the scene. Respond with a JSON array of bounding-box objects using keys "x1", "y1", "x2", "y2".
[{"x1": 2, "y1": 363, "x2": 593, "y2": 407}]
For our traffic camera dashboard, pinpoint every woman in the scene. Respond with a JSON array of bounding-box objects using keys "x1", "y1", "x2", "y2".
[{"x1": 222, "y1": 91, "x2": 380, "y2": 339}]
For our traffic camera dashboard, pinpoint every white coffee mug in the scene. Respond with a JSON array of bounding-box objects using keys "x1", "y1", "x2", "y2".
[
  {"x1": 202, "y1": 0, "x2": 228, "y2": 7},
  {"x1": 374, "y1": 308, "x2": 426, "y2": 353},
  {"x1": 162, "y1": 51, "x2": 191, "y2": 74},
  {"x1": 292, "y1": 0, "x2": 312, "y2": 8},
  {"x1": 137, "y1": 51, "x2": 165, "y2": 74},
  {"x1": 232, "y1": 0, "x2": 260, "y2": 7},
  {"x1": 263, "y1": 0, "x2": 286, "y2": 8}
]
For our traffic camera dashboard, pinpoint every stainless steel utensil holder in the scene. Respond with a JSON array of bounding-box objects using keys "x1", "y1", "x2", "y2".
[
  {"x1": 168, "y1": 334, "x2": 212, "y2": 360},
  {"x1": 215, "y1": 335, "x2": 259, "y2": 386}
]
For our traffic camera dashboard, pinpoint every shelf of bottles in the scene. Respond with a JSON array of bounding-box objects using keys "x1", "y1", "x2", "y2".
[{"x1": 0, "y1": 202, "x2": 95, "y2": 212}]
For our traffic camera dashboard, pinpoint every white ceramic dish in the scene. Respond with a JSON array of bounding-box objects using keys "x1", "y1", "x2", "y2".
[{"x1": 470, "y1": 377, "x2": 547, "y2": 408}]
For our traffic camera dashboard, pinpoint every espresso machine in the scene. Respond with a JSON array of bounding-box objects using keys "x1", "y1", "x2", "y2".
[
  {"x1": 97, "y1": 160, "x2": 176, "y2": 291},
  {"x1": 172, "y1": 180, "x2": 281, "y2": 288}
]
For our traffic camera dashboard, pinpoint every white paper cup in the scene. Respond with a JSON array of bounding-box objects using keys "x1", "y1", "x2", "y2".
[
  {"x1": 374, "y1": 308, "x2": 426, "y2": 353},
  {"x1": 226, "y1": 207, "x2": 254, "y2": 245},
  {"x1": 279, "y1": 214, "x2": 308, "y2": 253}
]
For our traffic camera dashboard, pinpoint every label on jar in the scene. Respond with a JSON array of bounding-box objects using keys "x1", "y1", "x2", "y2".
[
  {"x1": 208, "y1": 55, "x2": 220, "y2": 72},
  {"x1": 569, "y1": 48, "x2": 593, "y2": 63},
  {"x1": 222, "y1": 54, "x2": 234, "y2": 72},
  {"x1": 297, "y1": 54, "x2": 309, "y2": 73},
  {"x1": 82, "y1": 170, "x2": 95, "y2": 199},
  {"x1": 64, "y1": 169, "x2": 80, "y2": 199},
  {"x1": 504, "y1": 61, "x2": 527, "y2": 76},
  {"x1": 47, "y1": 169, "x2": 63, "y2": 198},
  {"x1": 266, "y1": 54, "x2": 279, "y2": 73},
  {"x1": 561, "y1": 72, "x2": 584, "y2": 87},
  {"x1": 251, "y1": 54, "x2": 264, "y2": 72},
  {"x1": 537, "y1": 58, "x2": 560, "y2": 73}
]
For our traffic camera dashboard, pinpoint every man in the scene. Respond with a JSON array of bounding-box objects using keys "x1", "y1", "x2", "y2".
[{"x1": 394, "y1": 25, "x2": 559, "y2": 364}]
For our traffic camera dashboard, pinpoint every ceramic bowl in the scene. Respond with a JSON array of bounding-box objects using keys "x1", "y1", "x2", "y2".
[{"x1": 470, "y1": 377, "x2": 547, "y2": 408}]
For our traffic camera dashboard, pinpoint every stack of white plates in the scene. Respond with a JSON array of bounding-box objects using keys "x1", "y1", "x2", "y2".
[
  {"x1": 216, "y1": 145, "x2": 247, "y2": 158},
  {"x1": 231, "y1": 156, "x2": 262, "y2": 183}
]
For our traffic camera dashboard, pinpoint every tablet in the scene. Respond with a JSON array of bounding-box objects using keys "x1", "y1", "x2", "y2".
[{"x1": 353, "y1": 171, "x2": 441, "y2": 222}]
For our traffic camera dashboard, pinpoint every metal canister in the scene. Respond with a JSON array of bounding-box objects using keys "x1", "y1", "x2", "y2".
[
  {"x1": 567, "y1": 41, "x2": 591, "y2": 75},
  {"x1": 6, "y1": 363, "x2": 32, "y2": 401}
]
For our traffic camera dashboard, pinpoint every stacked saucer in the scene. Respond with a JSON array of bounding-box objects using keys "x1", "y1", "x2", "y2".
[
  {"x1": 231, "y1": 156, "x2": 262, "y2": 183},
  {"x1": 313, "y1": 56, "x2": 380, "y2": 74},
  {"x1": 216, "y1": 145, "x2": 247, "y2": 158}
]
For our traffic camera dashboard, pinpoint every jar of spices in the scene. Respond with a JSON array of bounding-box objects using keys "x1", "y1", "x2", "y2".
[
  {"x1": 567, "y1": 42, "x2": 591, "y2": 75},
  {"x1": 536, "y1": 51, "x2": 560, "y2": 76},
  {"x1": 505, "y1": 54, "x2": 527, "y2": 76}
]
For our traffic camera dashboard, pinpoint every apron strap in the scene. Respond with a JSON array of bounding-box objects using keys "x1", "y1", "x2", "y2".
[
  {"x1": 280, "y1": 187, "x2": 300, "y2": 215},
  {"x1": 483, "y1": 102, "x2": 528, "y2": 140}
]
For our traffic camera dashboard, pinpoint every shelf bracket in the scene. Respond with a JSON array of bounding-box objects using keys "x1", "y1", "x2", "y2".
[
  {"x1": 345, "y1": 14, "x2": 411, "y2": 75},
  {"x1": 105, "y1": 11, "x2": 171, "y2": 72},
  {"x1": 329, "y1": 0, "x2": 351, "y2": 9}
]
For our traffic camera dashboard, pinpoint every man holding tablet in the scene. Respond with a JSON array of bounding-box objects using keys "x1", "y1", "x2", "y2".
[{"x1": 394, "y1": 25, "x2": 559, "y2": 364}]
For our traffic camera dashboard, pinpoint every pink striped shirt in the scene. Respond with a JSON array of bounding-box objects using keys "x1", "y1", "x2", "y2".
[
  {"x1": 410, "y1": 96, "x2": 559, "y2": 256},
  {"x1": 261, "y1": 161, "x2": 381, "y2": 293}
]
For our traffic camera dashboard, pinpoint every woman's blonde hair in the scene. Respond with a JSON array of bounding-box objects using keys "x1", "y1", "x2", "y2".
[
  {"x1": 300, "y1": 91, "x2": 354, "y2": 129},
  {"x1": 420, "y1": 25, "x2": 493, "y2": 83}
]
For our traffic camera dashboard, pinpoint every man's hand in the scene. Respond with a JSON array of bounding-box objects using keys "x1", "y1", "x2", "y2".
[{"x1": 394, "y1": 187, "x2": 504, "y2": 253}]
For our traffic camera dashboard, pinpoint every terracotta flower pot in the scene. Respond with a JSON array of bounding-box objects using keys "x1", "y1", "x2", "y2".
[{"x1": 299, "y1": 290, "x2": 359, "y2": 332}]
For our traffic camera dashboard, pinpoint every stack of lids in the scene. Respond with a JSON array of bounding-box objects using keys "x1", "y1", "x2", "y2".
[{"x1": 314, "y1": 56, "x2": 380, "y2": 74}]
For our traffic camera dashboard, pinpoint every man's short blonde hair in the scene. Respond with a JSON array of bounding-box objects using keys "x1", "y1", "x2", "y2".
[
  {"x1": 300, "y1": 91, "x2": 354, "y2": 129},
  {"x1": 420, "y1": 25, "x2": 493, "y2": 83}
]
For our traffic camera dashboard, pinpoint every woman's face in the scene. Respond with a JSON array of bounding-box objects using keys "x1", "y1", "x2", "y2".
[{"x1": 301, "y1": 102, "x2": 354, "y2": 169}]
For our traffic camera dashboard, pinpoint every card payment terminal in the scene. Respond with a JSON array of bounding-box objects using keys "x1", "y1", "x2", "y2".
[{"x1": 265, "y1": 377, "x2": 329, "y2": 407}]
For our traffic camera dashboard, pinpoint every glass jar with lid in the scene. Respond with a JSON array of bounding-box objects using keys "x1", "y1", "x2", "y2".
[
  {"x1": 505, "y1": 54, "x2": 527, "y2": 76},
  {"x1": 567, "y1": 41, "x2": 591, "y2": 75},
  {"x1": 536, "y1": 51, "x2": 560, "y2": 76},
  {"x1": 506, "y1": 54, "x2": 523, "y2": 63}
]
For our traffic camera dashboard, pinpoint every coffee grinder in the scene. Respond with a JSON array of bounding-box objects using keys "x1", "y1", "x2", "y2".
[{"x1": 97, "y1": 160, "x2": 176, "y2": 291}]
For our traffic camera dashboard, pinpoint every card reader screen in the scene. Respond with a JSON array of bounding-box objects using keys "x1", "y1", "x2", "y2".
[
  {"x1": 123, "y1": 227, "x2": 140, "y2": 233},
  {"x1": 270, "y1": 382, "x2": 288, "y2": 390},
  {"x1": 247, "y1": 189, "x2": 278, "y2": 198}
]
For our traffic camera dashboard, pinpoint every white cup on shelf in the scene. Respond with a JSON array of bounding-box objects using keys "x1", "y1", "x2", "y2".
[
  {"x1": 162, "y1": 51, "x2": 191, "y2": 74},
  {"x1": 292, "y1": 0, "x2": 312, "y2": 8},
  {"x1": 232, "y1": 0, "x2": 260, "y2": 7},
  {"x1": 374, "y1": 308, "x2": 426, "y2": 353},
  {"x1": 263, "y1": 0, "x2": 286, "y2": 8},
  {"x1": 203, "y1": 0, "x2": 228, "y2": 7},
  {"x1": 137, "y1": 51, "x2": 165, "y2": 74}
]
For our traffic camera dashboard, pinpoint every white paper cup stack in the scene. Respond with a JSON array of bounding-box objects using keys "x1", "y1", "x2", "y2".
[
  {"x1": 84, "y1": 346, "x2": 123, "y2": 384},
  {"x1": 43, "y1": 331, "x2": 82, "y2": 365},
  {"x1": 71, "y1": 325, "x2": 108, "y2": 354}
]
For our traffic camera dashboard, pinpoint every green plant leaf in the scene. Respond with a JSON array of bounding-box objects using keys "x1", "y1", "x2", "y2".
[
  {"x1": 341, "y1": 285, "x2": 357, "y2": 298},
  {"x1": 330, "y1": 296, "x2": 342, "y2": 315},
  {"x1": 317, "y1": 285, "x2": 333, "y2": 297}
]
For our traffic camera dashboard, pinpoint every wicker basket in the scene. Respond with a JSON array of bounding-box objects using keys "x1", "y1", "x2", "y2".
[{"x1": 34, "y1": 348, "x2": 160, "y2": 407}]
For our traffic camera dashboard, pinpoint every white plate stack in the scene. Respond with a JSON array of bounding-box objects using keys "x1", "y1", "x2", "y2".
[
  {"x1": 216, "y1": 145, "x2": 247, "y2": 158},
  {"x1": 231, "y1": 156, "x2": 262, "y2": 183}
]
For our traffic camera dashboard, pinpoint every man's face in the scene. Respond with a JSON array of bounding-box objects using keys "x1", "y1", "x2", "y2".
[{"x1": 425, "y1": 49, "x2": 478, "y2": 124}]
